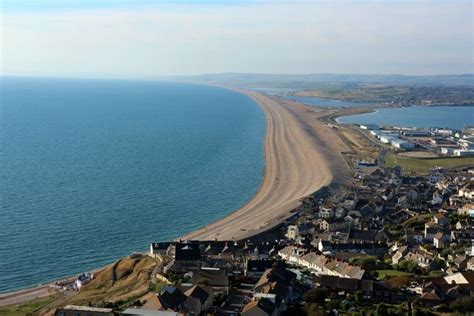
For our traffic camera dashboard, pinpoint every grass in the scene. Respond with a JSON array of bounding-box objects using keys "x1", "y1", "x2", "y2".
[
  {"x1": 403, "y1": 213, "x2": 433, "y2": 227},
  {"x1": 0, "y1": 295, "x2": 59, "y2": 316},
  {"x1": 64, "y1": 256, "x2": 158, "y2": 307},
  {"x1": 376, "y1": 270, "x2": 412, "y2": 279},
  {"x1": 383, "y1": 153, "x2": 474, "y2": 174}
]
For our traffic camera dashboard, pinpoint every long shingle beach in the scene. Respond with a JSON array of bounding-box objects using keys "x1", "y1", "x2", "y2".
[{"x1": 182, "y1": 89, "x2": 352, "y2": 241}]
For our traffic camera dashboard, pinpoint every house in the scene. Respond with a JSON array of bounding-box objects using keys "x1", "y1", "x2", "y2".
[
  {"x1": 278, "y1": 246, "x2": 304, "y2": 264},
  {"x1": 316, "y1": 276, "x2": 392, "y2": 303},
  {"x1": 433, "y1": 232, "x2": 447, "y2": 249},
  {"x1": 406, "y1": 189, "x2": 419, "y2": 203},
  {"x1": 444, "y1": 271, "x2": 474, "y2": 286},
  {"x1": 360, "y1": 280, "x2": 392, "y2": 303},
  {"x1": 319, "y1": 239, "x2": 388, "y2": 257},
  {"x1": 455, "y1": 220, "x2": 468, "y2": 230},
  {"x1": 286, "y1": 225, "x2": 299, "y2": 240},
  {"x1": 320, "y1": 219, "x2": 347, "y2": 232},
  {"x1": 392, "y1": 246, "x2": 408, "y2": 265},
  {"x1": 241, "y1": 298, "x2": 277, "y2": 316},
  {"x1": 459, "y1": 182, "x2": 474, "y2": 199},
  {"x1": 286, "y1": 222, "x2": 314, "y2": 240},
  {"x1": 253, "y1": 263, "x2": 295, "y2": 310},
  {"x1": 154, "y1": 286, "x2": 187, "y2": 312},
  {"x1": 289, "y1": 249, "x2": 366, "y2": 279},
  {"x1": 431, "y1": 191, "x2": 443, "y2": 205},
  {"x1": 149, "y1": 242, "x2": 172, "y2": 258},
  {"x1": 175, "y1": 242, "x2": 201, "y2": 262},
  {"x1": 193, "y1": 267, "x2": 229, "y2": 294},
  {"x1": 453, "y1": 255, "x2": 469, "y2": 271},
  {"x1": 245, "y1": 260, "x2": 275, "y2": 279},
  {"x1": 404, "y1": 251, "x2": 435, "y2": 268},
  {"x1": 424, "y1": 222, "x2": 439, "y2": 241},
  {"x1": 122, "y1": 308, "x2": 179, "y2": 315},
  {"x1": 433, "y1": 213, "x2": 449, "y2": 226},
  {"x1": 451, "y1": 230, "x2": 473, "y2": 244},
  {"x1": 405, "y1": 230, "x2": 424, "y2": 245},
  {"x1": 319, "y1": 205, "x2": 334, "y2": 219},
  {"x1": 55, "y1": 306, "x2": 114, "y2": 316},
  {"x1": 467, "y1": 257, "x2": 474, "y2": 271},
  {"x1": 164, "y1": 241, "x2": 202, "y2": 273},
  {"x1": 420, "y1": 282, "x2": 469, "y2": 306},
  {"x1": 183, "y1": 285, "x2": 213, "y2": 315},
  {"x1": 458, "y1": 203, "x2": 474, "y2": 217},
  {"x1": 347, "y1": 229, "x2": 377, "y2": 243}
]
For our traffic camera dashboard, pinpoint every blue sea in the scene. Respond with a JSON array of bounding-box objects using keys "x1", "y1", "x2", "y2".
[
  {"x1": 336, "y1": 106, "x2": 474, "y2": 130},
  {"x1": 0, "y1": 77, "x2": 265, "y2": 293}
]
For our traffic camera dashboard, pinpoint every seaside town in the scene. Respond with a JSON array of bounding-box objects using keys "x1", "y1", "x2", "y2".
[
  {"x1": 51, "y1": 157, "x2": 474, "y2": 316},
  {"x1": 3, "y1": 0, "x2": 474, "y2": 315},
  {"x1": 6, "y1": 120, "x2": 469, "y2": 316}
]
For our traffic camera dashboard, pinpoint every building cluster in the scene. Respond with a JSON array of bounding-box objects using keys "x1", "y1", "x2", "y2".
[
  {"x1": 55, "y1": 165, "x2": 474, "y2": 315},
  {"x1": 127, "y1": 240, "x2": 296, "y2": 316},
  {"x1": 359, "y1": 124, "x2": 474, "y2": 156}
]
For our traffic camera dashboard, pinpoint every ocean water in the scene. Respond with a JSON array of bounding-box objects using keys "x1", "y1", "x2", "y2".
[
  {"x1": 0, "y1": 77, "x2": 265, "y2": 293},
  {"x1": 336, "y1": 106, "x2": 474, "y2": 130}
]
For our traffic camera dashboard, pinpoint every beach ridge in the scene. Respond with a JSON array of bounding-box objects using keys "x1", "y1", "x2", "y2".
[{"x1": 181, "y1": 89, "x2": 351, "y2": 241}]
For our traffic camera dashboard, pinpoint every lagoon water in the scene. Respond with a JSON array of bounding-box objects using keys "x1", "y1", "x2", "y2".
[
  {"x1": 283, "y1": 95, "x2": 367, "y2": 107},
  {"x1": 337, "y1": 106, "x2": 474, "y2": 130},
  {"x1": 0, "y1": 77, "x2": 265, "y2": 293}
]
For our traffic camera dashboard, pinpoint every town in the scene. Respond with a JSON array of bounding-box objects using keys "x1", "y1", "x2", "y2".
[{"x1": 54, "y1": 160, "x2": 474, "y2": 316}]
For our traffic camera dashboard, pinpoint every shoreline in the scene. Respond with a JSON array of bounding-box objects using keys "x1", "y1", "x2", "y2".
[
  {"x1": 1, "y1": 87, "x2": 353, "y2": 304},
  {"x1": 181, "y1": 89, "x2": 352, "y2": 241}
]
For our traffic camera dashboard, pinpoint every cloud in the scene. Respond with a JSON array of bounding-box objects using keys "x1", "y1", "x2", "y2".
[{"x1": 1, "y1": 1, "x2": 472, "y2": 76}]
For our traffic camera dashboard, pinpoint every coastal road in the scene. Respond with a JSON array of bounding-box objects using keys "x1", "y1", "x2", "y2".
[{"x1": 182, "y1": 90, "x2": 351, "y2": 241}]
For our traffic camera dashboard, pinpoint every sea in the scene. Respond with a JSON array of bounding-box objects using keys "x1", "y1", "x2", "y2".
[
  {"x1": 0, "y1": 77, "x2": 265, "y2": 293},
  {"x1": 336, "y1": 106, "x2": 474, "y2": 130}
]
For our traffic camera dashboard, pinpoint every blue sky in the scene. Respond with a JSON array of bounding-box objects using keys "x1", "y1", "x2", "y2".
[{"x1": 1, "y1": 0, "x2": 473, "y2": 77}]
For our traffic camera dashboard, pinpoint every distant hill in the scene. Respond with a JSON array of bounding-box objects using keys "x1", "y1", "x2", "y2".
[{"x1": 172, "y1": 73, "x2": 474, "y2": 89}]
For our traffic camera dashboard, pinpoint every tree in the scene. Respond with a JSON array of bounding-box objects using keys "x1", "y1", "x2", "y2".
[
  {"x1": 386, "y1": 276, "x2": 411, "y2": 290},
  {"x1": 303, "y1": 288, "x2": 329, "y2": 304},
  {"x1": 450, "y1": 296, "x2": 474, "y2": 312},
  {"x1": 354, "y1": 290, "x2": 362, "y2": 305},
  {"x1": 406, "y1": 260, "x2": 418, "y2": 273},
  {"x1": 352, "y1": 256, "x2": 378, "y2": 271},
  {"x1": 305, "y1": 303, "x2": 324, "y2": 316},
  {"x1": 375, "y1": 303, "x2": 388, "y2": 316}
]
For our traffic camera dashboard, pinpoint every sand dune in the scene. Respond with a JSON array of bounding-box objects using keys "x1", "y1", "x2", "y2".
[{"x1": 182, "y1": 89, "x2": 351, "y2": 241}]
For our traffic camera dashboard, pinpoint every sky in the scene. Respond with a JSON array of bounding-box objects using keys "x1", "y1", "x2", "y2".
[{"x1": 1, "y1": 0, "x2": 473, "y2": 77}]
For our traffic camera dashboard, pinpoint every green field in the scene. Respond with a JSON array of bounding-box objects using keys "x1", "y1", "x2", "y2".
[
  {"x1": 376, "y1": 270, "x2": 412, "y2": 279},
  {"x1": 383, "y1": 153, "x2": 474, "y2": 174},
  {"x1": 0, "y1": 295, "x2": 58, "y2": 316}
]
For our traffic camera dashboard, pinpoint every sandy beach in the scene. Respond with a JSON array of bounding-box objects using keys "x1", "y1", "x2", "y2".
[{"x1": 182, "y1": 90, "x2": 352, "y2": 241}]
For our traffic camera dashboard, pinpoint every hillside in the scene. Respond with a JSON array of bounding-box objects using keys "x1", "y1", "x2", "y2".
[{"x1": 64, "y1": 256, "x2": 158, "y2": 308}]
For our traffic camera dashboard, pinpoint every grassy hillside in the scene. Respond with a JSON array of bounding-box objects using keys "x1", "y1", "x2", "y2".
[
  {"x1": 0, "y1": 295, "x2": 60, "y2": 316},
  {"x1": 65, "y1": 256, "x2": 158, "y2": 308}
]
